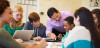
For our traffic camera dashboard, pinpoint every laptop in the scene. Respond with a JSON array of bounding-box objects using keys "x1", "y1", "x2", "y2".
[{"x1": 13, "y1": 30, "x2": 34, "y2": 41}]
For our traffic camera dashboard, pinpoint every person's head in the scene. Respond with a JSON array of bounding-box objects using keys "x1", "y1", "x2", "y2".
[
  {"x1": 12, "y1": 5, "x2": 23, "y2": 22},
  {"x1": 94, "y1": 2, "x2": 98, "y2": 6},
  {"x1": 28, "y1": 12, "x2": 40, "y2": 28},
  {"x1": 63, "y1": 16, "x2": 74, "y2": 32},
  {"x1": 0, "y1": 0, "x2": 12, "y2": 24},
  {"x1": 10, "y1": 5, "x2": 23, "y2": 29},
  {"x1": 74, "y1": 7, "x2": 100, "y2": 48},
  {"x1": 91, "y1": 9, "x2": 100, "y2": 30},
  {"x1": 47, "y1": 7, "x2": 61, "y2": 21}
]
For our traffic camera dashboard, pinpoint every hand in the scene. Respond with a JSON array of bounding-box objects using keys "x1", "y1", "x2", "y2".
[
  {"x1": 15, "y1": 39, "x2": 23, "y2": 43},
  {"x1": 39, "y1": 39, "x2": 48, "y2": 48},
  {"x1": 33, "y1": 36, "x2": 42, "y2": 41},
  {"x1": 57, "y1": 33, "x2": 63, "y2": 39},
  {"x1": 47, "y1": 33, "x2": 56, "y2": 40},
  {"x1": 22, "y1": 43, "x2": 38, "y2": 47}
]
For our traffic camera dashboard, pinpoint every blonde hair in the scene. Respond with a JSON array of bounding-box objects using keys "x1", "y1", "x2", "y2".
[{"x1": 10, "y1": 5, "x2": 23, "y2": 29}]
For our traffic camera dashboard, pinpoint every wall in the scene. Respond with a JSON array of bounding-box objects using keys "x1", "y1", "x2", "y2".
[
  {"x1": 9, "y1": 0, "x2": 93, "y2": 26},
  {"x1": 39, "y1": 0, "x2": 82, "y2": 25}
]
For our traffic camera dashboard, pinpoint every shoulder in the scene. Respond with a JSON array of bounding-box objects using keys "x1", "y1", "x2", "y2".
[
  {"x1": 3, "y1": 24, "x2": 9, "y2": 27},
  {"x1": 70, "y1": 26, "x2": 91, "y2": 41},
  {"x1": 39, "y1": 23, "x2": 46, "y2": 28},
  {"x1": 3, "y1": 24, "x2": 10, "y2": 29},
  {"x1": 47, "y1": 18, "x2": 52, "y2": 22},
  {"x1": 25, "y1": 21, "x2": 31, "y2": 24},
  {"x1": 71, "y1": 26, "x2": 89, "y2": 33},
  {"x1": 60, "y1": 11, "x2": 73, "y2": 15},
  {"x1": 60, "y1": 11, "x2": 74, "y2": 19},
  {"x1": 70, "y1": 26, "x2": 90, "y2": 37},
  {"x1": 24, "y1": 21, "x2": 33, "y2": 27},
  {"x1": 0, "y1": 28, "x2": 7, "y2": 33},
  {"x1": 64, "y1": 26, "x2": 91, "y2": 47}
]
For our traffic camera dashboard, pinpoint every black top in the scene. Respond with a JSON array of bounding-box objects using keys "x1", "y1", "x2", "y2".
[{"x1": 23, "y1": 21, "x2": 46, "y2": 39}]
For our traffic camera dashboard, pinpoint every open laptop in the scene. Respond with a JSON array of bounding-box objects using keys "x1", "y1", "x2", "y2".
[{"x1": 13, "y1": 30, "x2": 34, "y2": 41}]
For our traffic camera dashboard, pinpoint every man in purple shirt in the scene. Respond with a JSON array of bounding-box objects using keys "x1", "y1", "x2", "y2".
[{"x1": 46, "y1": 7, "x2": 73, "y2": 40}]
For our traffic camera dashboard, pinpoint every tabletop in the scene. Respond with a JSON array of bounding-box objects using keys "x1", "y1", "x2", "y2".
[{"x1": 24, "y1": 40, "x2": 63, "y2": 48}]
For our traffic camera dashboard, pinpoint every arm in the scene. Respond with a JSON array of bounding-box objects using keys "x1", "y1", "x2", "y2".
[
  {"x1": 46, "y1": 21, "x2": 56, "y2": 39},
  {"x1": 0, "y1": 28, "x2": 47, "y2": 48},
  {"x1": 46, "y1": 20, "x2": 53, "y2": 36},
  {"x1": 26, "y1": 39, "x2": 48, "y2": 48},
  {"x1": 26, "y1": 45, "x2": 43, "y2": 48},
  {"x1": 0, "y1": 28, "x2": 25, "y2": 48},
  {"x1": 42, "y1": 26, "x2": 46, "y2": 38},
  {"x1": 74, "y1": 40, "x2": 93, "y2": 48}
]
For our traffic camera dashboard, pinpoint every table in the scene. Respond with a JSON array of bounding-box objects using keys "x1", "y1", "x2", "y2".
[{"x1": 24, "y1": 40, "x2": 63, "y2": 48}]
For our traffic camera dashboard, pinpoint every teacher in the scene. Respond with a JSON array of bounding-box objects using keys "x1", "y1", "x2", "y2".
[{"x1": 46, "y1": 7, "x2": 73, "y2": 40}]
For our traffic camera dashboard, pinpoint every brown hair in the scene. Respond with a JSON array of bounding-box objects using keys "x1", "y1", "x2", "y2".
[
  {"x1": 28, "y1": 12, "x2": 40, "y2": 23},
  {"x1": 0, "y1": 0, "x2": 10, "y2": 16},
  {"x1": 91, "y1": 9, "x2": 100, "y2": 32},
  {"x1": 75, "y1": 7, "x2": 100, "y2": 48}
]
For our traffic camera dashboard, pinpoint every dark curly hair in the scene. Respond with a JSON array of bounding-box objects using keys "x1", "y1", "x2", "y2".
[
  {"x1": 64, "y1": 16, "x2": 74, "y2": 25},
  {"x1": 0, "y1": 0, "x2": 10, "y2": 16}
]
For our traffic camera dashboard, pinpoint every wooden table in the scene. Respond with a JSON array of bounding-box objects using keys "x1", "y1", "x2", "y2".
[{"x1": 24, "y1": 40, "x2": 62, "y2": 48}]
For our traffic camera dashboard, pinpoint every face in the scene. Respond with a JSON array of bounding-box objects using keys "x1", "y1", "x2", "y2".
[
  {"x1": 32, "y1": 20, "x2": 40, "y2": 28},
  {"x1": 63, "y1": 21, "x2": 74, "y2": 32},
  {"x1": 51, "y1": 12, "x2": 61, "y2": 21},
  {"x1": 12, "y1": 11, "x2": 22, "y2": 22},
  {"x1": 0, "y1": 7, "x2": 12, "y2": 24},
  {"x1": 74, "y1": 16, "x2": 80, "y2": 26},
  {"x1": 92, "y1": 14, "x2": 98, "y2": 26}
]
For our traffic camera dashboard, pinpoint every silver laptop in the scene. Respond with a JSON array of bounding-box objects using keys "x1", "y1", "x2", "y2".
[{"x1": 13, "y1": 30, "x2": 34, "y2": 41}]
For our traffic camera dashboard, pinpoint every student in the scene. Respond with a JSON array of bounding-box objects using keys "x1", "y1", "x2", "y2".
[
  {"x1": 61, "y1": 16, "x2": 74, "y2": 42},
  {"x1": 23, "y1": 12, "x2": 46, "y2": 40},
  {"x1": 46, "y1": 7, "x2": 73, "y2": 40},
  {"x1": 0, "y1": 0, "x2": 47, "y2": 48},
  {"x1": 91, "y1": 9, "x2": 100, "y2": 32},
  {"x1": 62, "y1": 7, "x2": 100, "y2": 48},
  {"x1": 3, "y1": 5, "x2": 23, "y2": 37}
]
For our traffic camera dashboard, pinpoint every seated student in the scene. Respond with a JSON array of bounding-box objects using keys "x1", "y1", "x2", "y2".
[
  {"x1": 3, "y1": 5, "x2": 23, "y2": 37},
  {"x1": 62, "y1": 7, "x2": 100, "y2": 48},
  {"x1": 61, "y1": 16, "x2": 74, "y2": 42},
  {"x1": 0, "y1": 0, "x2": 48, "y2": 48},
  {"x1": 23, "y1": 12, "x2": 46, "y2": 40},
  {"x1": 91, "y1": 9, "x2": 100, "y2": 32}
]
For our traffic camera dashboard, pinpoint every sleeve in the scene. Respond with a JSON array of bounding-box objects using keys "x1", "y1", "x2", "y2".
[
  {"x1": 73, "y1": 29, "x2": 93, "y2": 48},
  {"x1": 46, "y1": 20, "x2": 53, "y2": 36},
  {"x1": 0, "y1": 29, "x2": 25, "y2": 48},
  {"x1": 64, "y1": 26, "x2": 92, "y2": 48},
  {"x1": 62, "y1": 44, "x2": 65, "y2": 48},
  {"x1": 74, "y1": 40, "x2": 93, "y2": 48},
  {"x1": 3, "y1": 24, "x2": 8, "y2": 30},
  {"x1": 42, "y1": 26, "x2": 46, "y2": 38},
  {"x1": 23, "y1": 22, "x2": 29, "y2": 30}
]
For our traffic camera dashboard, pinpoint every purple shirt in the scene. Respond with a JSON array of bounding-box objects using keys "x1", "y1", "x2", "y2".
[{"x1": 46, "y1": 11, "x2": 74, "y2": 35}]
